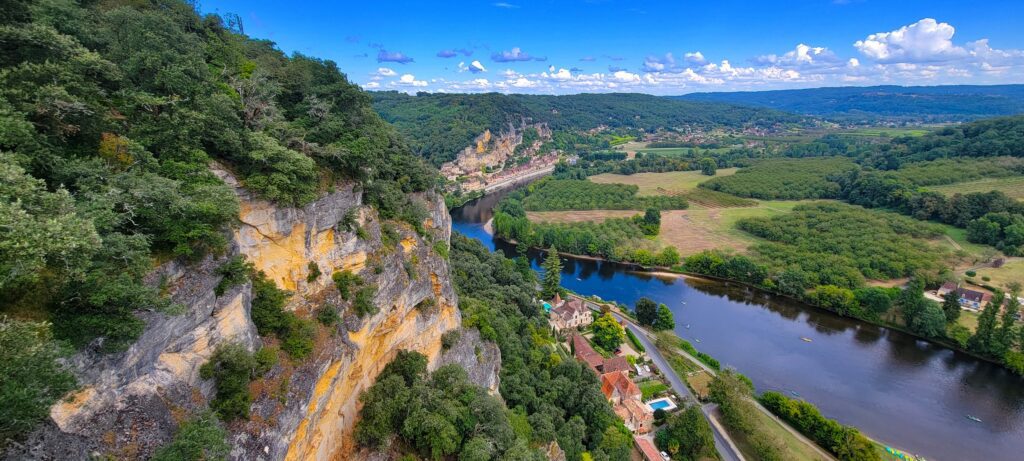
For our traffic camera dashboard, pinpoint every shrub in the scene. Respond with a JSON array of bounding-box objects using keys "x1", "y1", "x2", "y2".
[
  {"x1": 625, "y1": 327, "x2": 645, "y2": 353},
  {"x1": 306, "y1": 261, "x2": 321, "y2": 283},
  {"x1": 966, "y1": 270, "x2": 977, "y2": 277},
  {"x1": 441, "y1": 330, "x2": 461, "y2": 350},
  {"x1": 215, "y1": 255, "x2": 253, "y2": 296},
  {"x1": 316, "y1": 306, "x2": 340, "y2": 326},
  {"x1": 0, "y1": 318, "x2": 77, "y2": 447},
  {"x1": 381, "y1": 222, "x2": 400, "y2": 249},
  {"x1": 199, "y1": 343, "x2": 272, "y2": 421},
  {"x1": 332, "y1": 270, "x2": 363, "y2": 300},
  {"x1": 151, "y1": 411, "x2": 229, "y2": 461},
  {"x1": 250, "y1": 272, "x2": 314, "y2": 359},
  {"x1": 353, "y1": 285, "x2": 379, "y2": 317},
  {"x1": 433, "y1": 241, "x2": 450, "y2": 259},
  {"x1": 982, "y1": 276, "x2": 991, "y2": 282}
]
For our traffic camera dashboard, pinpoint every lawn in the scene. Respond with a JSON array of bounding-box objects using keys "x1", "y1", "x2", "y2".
[
  {"x1": 639, "y1": 380, "x2": 669, "y2": 400},
  {"x1": 927, "y1": 176, "x2": 1024, "y2": 201},
  {"x1": 589, "y1": 169, "x2": 739, "y2": 197},
  {"x1": 973, "y1": 258, "x2": 1024, "y2": 292},
  {"x1": 685, "y1": 371, "x2": 713, "y2": 400},
  {"x1": 718, "y1": 407, "x2": 830, "y2": 461}
]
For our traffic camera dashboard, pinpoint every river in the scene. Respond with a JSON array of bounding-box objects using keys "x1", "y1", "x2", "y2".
[{"x1": 451, "y1": 183, "x2": 1024, "y2": 461}]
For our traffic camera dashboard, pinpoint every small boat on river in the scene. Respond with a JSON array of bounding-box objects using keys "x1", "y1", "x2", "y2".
[
  {"x1": 967, "y1": 415, "x2": 982, "y2": 423},
  {"x1": 801, "y1": 337, "x2": 813, "y2": 342}
]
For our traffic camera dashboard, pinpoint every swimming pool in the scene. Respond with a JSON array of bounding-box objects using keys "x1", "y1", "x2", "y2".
[{"x1": 646, "y1": 397, "x2": 676, "y2": 412}]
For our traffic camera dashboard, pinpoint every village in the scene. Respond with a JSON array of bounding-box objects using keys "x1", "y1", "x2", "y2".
[{"x1": 545, "y1": 293, "x2": 693, "y2": 461}]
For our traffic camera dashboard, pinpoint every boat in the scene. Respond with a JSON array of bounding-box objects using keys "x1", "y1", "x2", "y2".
[
  {"x1": 789, "y1": 390, "x2": 800, "y2": 397},
  {"x1": 801, "y1": 337, "x2": 813, "y2": 342},
  {"x1": 695, "y1": 339, "x2": 701, "y2": 343},
  {"x1": 966, "y1": 415, "x2": 982, "y2": 423},
  {"x1": 685, "y1": 324, "x2": 690, "y2": 329}
]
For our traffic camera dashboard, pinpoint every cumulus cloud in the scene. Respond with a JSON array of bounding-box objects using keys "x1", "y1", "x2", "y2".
[
  {"x1": 393, "y1": 74, "x2": 427, "y2": 87},
  {"x1": 492, "y1": 47, "x2": 547, "y2": 62},
  {"x1": 854, "y1": 18, "x2": 967, "y2": 62},
  {"x1": 458, "y1": 60, "x2": 488, "y2": 73},
  {"x1": 377, "y1": 49, "x2": 414, "y2": 64},
  {"x1": 437, "y1": 50, "x2": 457, "y2": 58},
  {"x1": 377, "y1": 67, "x2": 397, "y2": 77},
  {"x1": 363, "y1": 81, "x2": 380, "y2": 89},
  {"x1": 684, "y1": 51, "x2": 706, "y2": 64}
]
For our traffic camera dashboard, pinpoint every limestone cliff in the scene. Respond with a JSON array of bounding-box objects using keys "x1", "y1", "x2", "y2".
[
  {"x1": 439, "y1": 121, "x2": 554, "y2": 191},
  {"x1": 8, "y1": 167, "x2": 461, "y2": 461}
]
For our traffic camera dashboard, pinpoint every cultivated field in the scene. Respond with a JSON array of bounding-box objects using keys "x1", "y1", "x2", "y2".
[
  {"x1": 527, "y1": 200, "x2": 804, "y2": 255},
  {"x1": 927, "y1": 176, "x2": 1024, "y2": 201},
  {"x1": 837, "y1": 127, "x2": 932, "y2": 137},
  {"x1": 590, "y1": 169, "x2": 739, "y2": 197}
]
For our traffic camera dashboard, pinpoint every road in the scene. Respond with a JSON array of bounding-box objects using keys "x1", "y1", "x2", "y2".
[{"x1": 608, "y1": 310, "x2": 744, "y2": 461}]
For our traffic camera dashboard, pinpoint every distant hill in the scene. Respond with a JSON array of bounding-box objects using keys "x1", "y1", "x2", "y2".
[
  {"x1": 674, "y1": 85, "x2": 1024, "y2": 121},
  {"x1": 372, "y1": 91, "x2": 802, "y2": 165}
]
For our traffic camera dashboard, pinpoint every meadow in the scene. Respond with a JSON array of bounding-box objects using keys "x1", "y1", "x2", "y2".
[
  {"x1": 927, "y1": 176, "x2": 1024, "y2": 201},
  {"x1": 590, "y1": 169, "x2": 739, "y2": 196}
]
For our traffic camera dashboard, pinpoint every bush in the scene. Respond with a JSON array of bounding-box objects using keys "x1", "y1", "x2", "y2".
[
  {"x1": 433, "y1": 241, "x2": 450, "y2": 259},
  {"x1": 441, "y1": 330, "x2": 461, "y2": 350},
  {"x1": 0, "y1": 318, "x2": 77, "y2": 447},
  {"x1": 625, "y1": 327, "x2": 645, "y2": 353},
  {"x1": 759, "y1": 392, "x2": 879, "y2": 461},
  {"x1": 966, "y1": 270, "x2": 977, "y2": 277},
  {"x1": 215, "y1": 256, "x2": 253, "y2": 296},
  {"x1": 982, "y1": 276, "x2": 991, "y2": 282},
  {"x1": 316, "y1": 305, "x2": 340, "y2": 326},
  {"x1": 199, "y1": 343, "x2": 273, "y2": 421},
  {"x1": 250, "y1": 272, "x2": 314, "y2": 359},
  {"x1": 306, "y1": 261, "x2": 321, "y2": 283},
  {"x1": 151, "y1": 411, "x2": 229, "y2": 461},
  {"x1": 353, "y1": 285, "x2": 379, "y2": 317},
  {"x1": 332, "y1": 270, "x2": 363, "y2": 300}
]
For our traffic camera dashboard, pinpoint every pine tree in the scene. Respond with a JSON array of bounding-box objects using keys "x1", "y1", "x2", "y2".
[
  {"x1": 969, "y1": 291, "x2": 1004, "y2": 357},
  {"x1": 942, "y1": 290, "x2": 961, "y2": 323},
  {"x1": 541, "y1": 246, "x2": 562, "y2": 299},
  {"x1": 994, "y1": 294, "x2": 1020, "y2": 358}
]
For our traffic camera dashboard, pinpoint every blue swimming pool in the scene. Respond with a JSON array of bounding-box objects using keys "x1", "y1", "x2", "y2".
[{"x1": 649, "y1": 399, "x2": 672, "y2": 410}]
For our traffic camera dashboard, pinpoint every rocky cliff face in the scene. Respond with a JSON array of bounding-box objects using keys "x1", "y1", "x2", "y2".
[
  {"x1": 9, "y1": 168, "x2": 462, "y2": 461},
  {"x1": 439, "y1": 121, "x2": 552, "y2": 185}
]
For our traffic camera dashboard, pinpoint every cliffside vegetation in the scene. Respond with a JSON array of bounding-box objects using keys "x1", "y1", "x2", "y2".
[{"x1": 0, "y1": 0, "x2": 434, "y2": 353}]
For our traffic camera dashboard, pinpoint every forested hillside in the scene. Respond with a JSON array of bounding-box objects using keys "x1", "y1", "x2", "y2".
[
  {"x1": 1, "y1": 0, "x2": 431, "y2": 353},
  {"x1": 372, "y1": 91, "x2": 803, "y2": 165},
  {"x1": 677, "y1": 85, "x2": 1024, "y2": 121}
]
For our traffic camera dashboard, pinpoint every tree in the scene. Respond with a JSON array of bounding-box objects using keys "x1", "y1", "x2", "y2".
[
  {"x1": 993, "y1": 294, "x2": 1020, "y2": 357},
  {"x1": 152, "y1": 411, "x2": 230, "y2": 461},
  {"x1": 0, "y1": 318, "x2": 77, "y2": 446},
  {"x1": 541, "y1": 246, "x2": 562, "y2": 299},
  {"x1": 591, "y1": 313, "x2": 625, "y2": 351},
  {"x1": 699, "y1": 157, "x2": 717, "y2": 176},
  {"x1": 654, "y1": 304, "x2": 675, "y2": 331},
  {"x1": 655, "y1": 405, "x2": 715, "y2": 460},
  {"x1": 635, "y1": 297, "x2": 658, "y2": 327},
  {"x1": 942, "y1": 290, "x2": 961, "y2": 323},
  {"x1": 910, "y1": 303, "x2": 947, "y2": 338},
  {"x1": 969, "y1": 292, "x2": 1003, "y2": 357}
]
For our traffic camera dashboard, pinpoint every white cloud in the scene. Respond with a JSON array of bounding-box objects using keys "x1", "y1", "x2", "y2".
[
  {"x1": 611, "y1": 70, "x2": 641, "y2": 83},
  {"x1": 363, "y1": 81, "x2": 380, "y2": 89},
  {"x1": 854, "y1": 18, "x2": 966, "y2": 62},
  {"x1": 376, "y1": 67, "x2": 397, "y2": 77},
  {"x1": 510, "y1": 77, "x2": 538, "y2": 88},
  {"x1": 684, "y1": 51, "x2": 706, "y2": 64},
  {"x1": 543, "y1": 67, "x2": 573, "y2": 81},
  {"x1": 394, "y1": 74, "x2": 428, "y2": 87},
  {"x1": 458, "y1": 60, "x2": 488, "y2": 73}
]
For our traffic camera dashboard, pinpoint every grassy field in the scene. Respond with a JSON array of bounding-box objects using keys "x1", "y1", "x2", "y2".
[
  {"x1": 838, "y1": 127, "x2": 932, "y2": 137},
  {"x1": 927, "y1": 176, "x2": 1024, "y2": 201},
  {"x1": 634, "y1": 146, "x2": 736, "y2": 157},
  {"x1": 527, "y1": 200, "x2": 805, "y2": 255},
  {"x1": 974, "y1": 258, "x2": 1024, "y2": 292},
  {"x1": 717, "y1": 407, "x2": 829, "y2": 461},
  {"x1": 590, "y1": 169, "x2": 739, "y2": 196},
  {"x1": 638, "y1": 380, "x2": 669, "y2": 400}
]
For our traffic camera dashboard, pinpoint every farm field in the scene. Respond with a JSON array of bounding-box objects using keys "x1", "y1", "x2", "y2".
[
  {"x1": 590, "y1": 169, "x2": 739, "y2": 196},
  {"x1": 527, "y1": 200, "x2": 805, "y2": 255},
  {"x1": 973, "y1": 258, "x2": 1024, "y2": 292},
  {"x1": 927, "y1": 176, "x2": 1024, "y2": 201},
  {"x1": 837, "y1": 126, "x2": 933, "y2": 137},
  {"x1": 635, "y1": 146, "x2": 736, "y2": 157}
]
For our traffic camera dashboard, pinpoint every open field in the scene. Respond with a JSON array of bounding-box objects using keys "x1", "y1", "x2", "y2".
[
  {"x1": 973, "y1": 258, "x2": 1024, "y2": 292},
  {"x1": 635, "y1": 146, "x2": 736, "y2": 157},
  {"x1": 927, "y1": 176, "x2": 1024, "y2": 201},
  {"x1": 715, "y1": 407, "x2": 829, "y2": 461},
  {"x1": 685, "y1": 371, "x2": 713, "y2": 400},
  {"x1": 528, "y1": 200, "x2": 805, "y2": 255},
  {"x1": 590, "y1": 169, "x2": 739, "y2": 196},
  {"x1": 837, "y1": 127, "x2": 932, "y2": 137}
]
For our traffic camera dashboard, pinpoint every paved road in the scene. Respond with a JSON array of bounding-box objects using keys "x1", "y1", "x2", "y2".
[{"x1": 609, "y1": 311, "x2": 744, "y2": 461}]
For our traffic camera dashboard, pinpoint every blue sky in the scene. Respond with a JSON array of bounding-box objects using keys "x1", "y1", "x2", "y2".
[{"x1": 201, "y1": 0, "x2": 1024, "y2": 94}]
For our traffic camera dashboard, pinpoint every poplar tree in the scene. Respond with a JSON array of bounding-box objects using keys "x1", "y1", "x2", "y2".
[{"x1": 541, "y1": 246, "x2": 562, "y2": 299}]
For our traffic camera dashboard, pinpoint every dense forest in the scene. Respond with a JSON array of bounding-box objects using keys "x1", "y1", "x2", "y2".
[
  {"x1": 677, "y1": 85, "x2": 1024, "y2": 121},
  {"x1": 372, "y1": 91, "x2": 803, "y2": 165},
  {"x1": 700, "y1": 157, "x2": 860, "y2": 200}
]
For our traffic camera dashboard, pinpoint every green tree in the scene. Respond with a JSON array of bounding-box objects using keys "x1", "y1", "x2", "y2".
[
  {"x1": 541, "y1": 246, "x2": 562, "y2": 299},
  {"x1": 993, "y1": 294, "x2": 1020, "y2": 357},
  {"x1": 635, "y1": 297, "x2": 658, "y2": 327},
  {"x1": 655, "y1": 405, "x2": 716, "y2": 460},
  {"x1": 969, "y1": 292, "x2": 1004, "y2": 357},
  {"x1": 699, "y1": 157, "x2": 717, "y2": 176},
  {"x1": 654, "y1": 304, "x2": 675, "y2": 331},
  {"x1": 0, "y1": 318, "x2": 77, "y2": 446},
  {"x1": 942, "y1": 290, "x2": 962, "y2": 323},
  {"x1": 591, "y1": 313, "x2": 625, "y2": 351},
  {"x1": 910, "y1": 302, "x2": 948, "y2": 338}
]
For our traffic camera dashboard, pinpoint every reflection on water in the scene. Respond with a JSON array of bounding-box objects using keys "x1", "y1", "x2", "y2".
[{"x1": 452, "y1": 184, "x2": 1024, "y2": 461}]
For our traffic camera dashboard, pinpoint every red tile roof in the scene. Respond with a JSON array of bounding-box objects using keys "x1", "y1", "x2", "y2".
[
  {"x1": 600, "y1": 371, "x2": 641, "y2": 401},
  {"x1": 601, "y1": 356, "x2": 631, "y2": 374},
  {"x1": 635, "y1": 437, "x2": 661, "y2": 461}
]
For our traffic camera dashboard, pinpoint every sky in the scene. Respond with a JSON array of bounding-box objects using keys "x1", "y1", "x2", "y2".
[{"x1": 201, "y1": 0, "x2": 1024, "y2": 95}]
